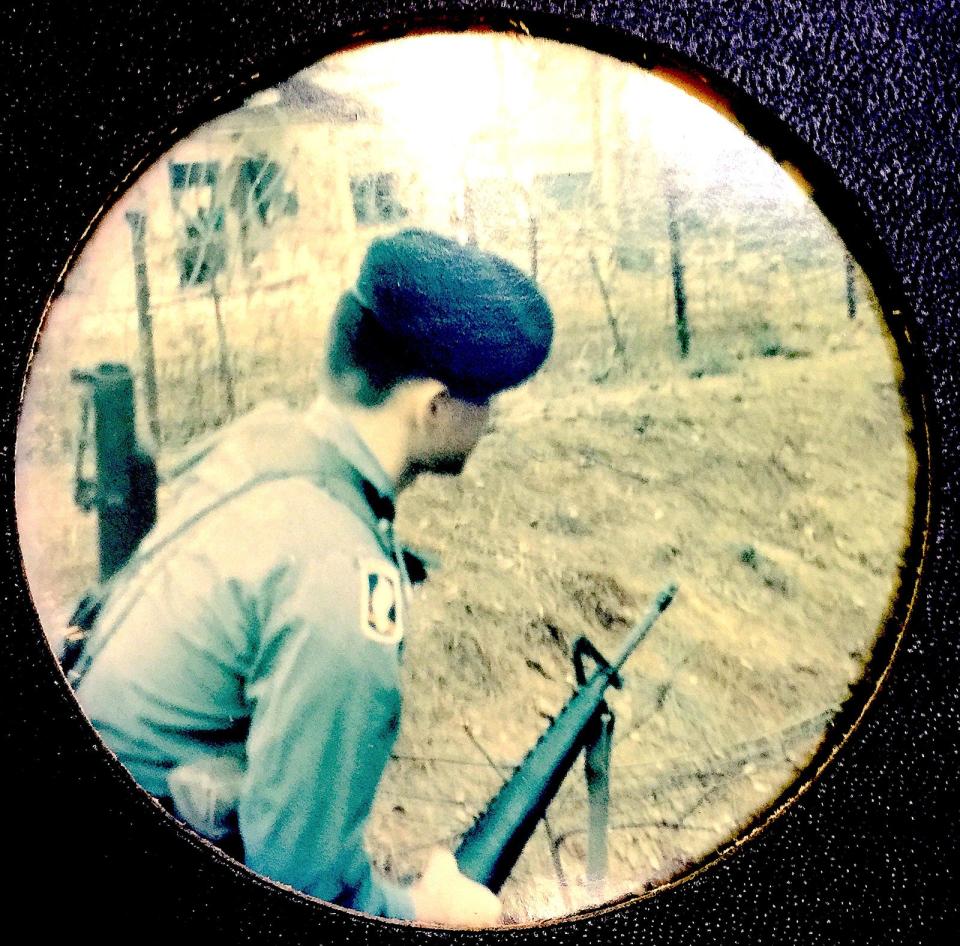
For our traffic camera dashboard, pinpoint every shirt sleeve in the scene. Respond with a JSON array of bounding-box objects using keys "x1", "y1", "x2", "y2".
[{"x1": 237, "y1": 545, "x2": 415, "y2": 921}]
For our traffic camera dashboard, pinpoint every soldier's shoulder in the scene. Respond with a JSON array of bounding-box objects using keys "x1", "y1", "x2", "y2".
[{"x1": 214, "y1": 474, "x2": 384, "y2": 560}]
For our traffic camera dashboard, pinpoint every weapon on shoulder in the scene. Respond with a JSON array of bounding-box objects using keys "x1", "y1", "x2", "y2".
[
  {"x1": 455, "y1": 582, "x2": 678, "y2": 894},
  {"x1": 71, "y1": 362, "x2": 158, "y2": 582}
]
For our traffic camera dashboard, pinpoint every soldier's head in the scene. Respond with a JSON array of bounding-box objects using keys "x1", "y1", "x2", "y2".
[{"x1": 325, "y1": 229, "x2": 554, "y2": 483}]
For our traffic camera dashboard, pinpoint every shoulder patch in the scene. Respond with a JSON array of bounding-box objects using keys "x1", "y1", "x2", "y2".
[{"x1": 359, "y1": 560, "x2": 404, "y2": 645}]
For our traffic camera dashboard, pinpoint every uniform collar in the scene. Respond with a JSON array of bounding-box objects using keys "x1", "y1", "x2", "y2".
[{"x1": 303, "y1": 395, "x2": 397, "y2": 520}]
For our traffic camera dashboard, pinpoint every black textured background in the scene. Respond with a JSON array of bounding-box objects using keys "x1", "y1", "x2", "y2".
[{"x1": 3, "y1": 1, "x2": 958, "y2": 941}]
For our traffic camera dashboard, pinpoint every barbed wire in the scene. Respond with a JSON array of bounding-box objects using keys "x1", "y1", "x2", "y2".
[
  {"x1": 384, "y1": 707, "x2": 832, "y2": 804},
  {"x1": 371, "y1": 703, "x2": 838, "y2": 911}
]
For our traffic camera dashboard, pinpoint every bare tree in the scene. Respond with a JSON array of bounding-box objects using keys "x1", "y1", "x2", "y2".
[
  {"x1": 663, "y1": 169, "x2": 692, "y2": 359},
  {"x1": 124, "y1": 210, "x2": 162, "y2": 444}
]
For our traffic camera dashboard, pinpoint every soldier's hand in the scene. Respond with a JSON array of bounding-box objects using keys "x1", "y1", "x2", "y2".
[{"x1": 409, "y1": 848, "x2": 501, "y2": 927}]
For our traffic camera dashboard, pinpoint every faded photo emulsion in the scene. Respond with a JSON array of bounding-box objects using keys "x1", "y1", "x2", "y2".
[{"x1": 16, "y1": 32, "x2": 915, "y2": 926}]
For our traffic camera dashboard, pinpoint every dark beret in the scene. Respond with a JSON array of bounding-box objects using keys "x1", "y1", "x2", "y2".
[{"x1": 352, "y1": 229, "x2": 554, "y2": 402}]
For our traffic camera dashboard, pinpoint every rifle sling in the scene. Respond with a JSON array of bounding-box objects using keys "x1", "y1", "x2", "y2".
[{"x1": 64, "y1": 439, "x2": 393, "y2": 687}]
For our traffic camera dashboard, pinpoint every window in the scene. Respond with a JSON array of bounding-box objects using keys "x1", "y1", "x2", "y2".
[
  {"x1": 232, "y1": 156, "x2": 296, "y2": 225},
  {"x1": 534, "y1": 171, "x2": 592, "y2": 210},
  {"x1": 350, "y1": 173, "x2": 407, "y2": 226},
  {"x1": 169, "y1": 161, "x2": 220, "y2": 191}
]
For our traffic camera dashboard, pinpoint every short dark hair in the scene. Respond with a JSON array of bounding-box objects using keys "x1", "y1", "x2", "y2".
[{"x1": 326, "y1": 290, "x2": 420, "y2": 406}]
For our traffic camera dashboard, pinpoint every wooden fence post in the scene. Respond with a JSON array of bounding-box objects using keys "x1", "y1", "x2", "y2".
[
  {"x1": 845, "y1": 252, "x2": 858, "y2": 319},
  {"x1": 124, "y1": 210, "x2": 162, "y2": 444}
]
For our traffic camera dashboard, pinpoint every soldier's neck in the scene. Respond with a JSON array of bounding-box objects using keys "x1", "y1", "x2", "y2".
[{"x1": 339, "y1": 403, "x2": 410, "y2": 493}]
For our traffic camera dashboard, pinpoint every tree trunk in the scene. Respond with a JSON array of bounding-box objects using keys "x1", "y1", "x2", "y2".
[
  {"x1": 589, "y1": 251, "x2": 628, "y2": 370},
  {"x1": 210, "y1": 278, "x2": 236, "y2": 420},
  {"x1": 124, "y1": 210, "x2": 162, "y2": 444},
  {"x1": 664, "y1": 178, "x2": 691, "y2": 359},
  {"x1": 845, "y1": 252, "x2": 858, "y2": 319},
  {"x1": 529, "y1": 212, "x2": 539, "y2": 282}
]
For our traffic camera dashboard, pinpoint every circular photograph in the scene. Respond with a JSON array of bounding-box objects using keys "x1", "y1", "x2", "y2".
[{"x1": 15, "y1": 30, "x2": 916, "y2": 926}]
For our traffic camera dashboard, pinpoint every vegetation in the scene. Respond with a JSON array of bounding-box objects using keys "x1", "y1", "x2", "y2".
[{"x1": 15, "y1": 35, "x2": 915, "y2": 923}]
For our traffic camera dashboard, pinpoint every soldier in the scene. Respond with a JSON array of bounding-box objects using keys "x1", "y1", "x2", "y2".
[{"x1": 71, "y1": 228, "x2": 554, "y2": 925}]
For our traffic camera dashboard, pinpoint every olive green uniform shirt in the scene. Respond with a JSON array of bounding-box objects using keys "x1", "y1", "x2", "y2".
[{"x1": 75, "y1": 397, "x2": 415, "y2": 919}]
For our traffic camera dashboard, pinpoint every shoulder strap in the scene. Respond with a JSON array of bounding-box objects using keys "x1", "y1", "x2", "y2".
[{"x1": 65, "y1": 425, "x2": 394, "y2": 687}]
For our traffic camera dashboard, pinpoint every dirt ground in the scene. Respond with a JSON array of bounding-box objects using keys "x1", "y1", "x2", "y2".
[
  {"x1": 16, "y1": 280, "x2": 915, "y2": 922},
  {"x1": 366, "y1": 308, "x2": 914, "y2": 921},
  {"x1": 10, "y1": 28, "x2": 919, "y2": 923}
]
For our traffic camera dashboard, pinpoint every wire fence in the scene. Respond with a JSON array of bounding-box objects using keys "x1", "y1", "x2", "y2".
[{"x1": 377, "y1": 704, "x2": 835, "y2": 900}]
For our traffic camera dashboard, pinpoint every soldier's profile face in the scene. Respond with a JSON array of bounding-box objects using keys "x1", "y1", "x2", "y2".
[{"x1": 415, "y1": 392, "x2": 491, "y2": 477}]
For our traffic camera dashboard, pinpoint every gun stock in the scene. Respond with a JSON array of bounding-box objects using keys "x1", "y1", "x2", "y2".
[{"x1": 455, "y1": 582, "x2": 678, "y2": 892}]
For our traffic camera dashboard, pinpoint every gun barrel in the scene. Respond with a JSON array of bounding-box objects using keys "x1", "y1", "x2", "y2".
[
  {"x1": 610, "y1": 582, "x2": 678, "y2": 673},
  {"x1": 454, "y1": 582, "x2": 677, "y2": 892}
]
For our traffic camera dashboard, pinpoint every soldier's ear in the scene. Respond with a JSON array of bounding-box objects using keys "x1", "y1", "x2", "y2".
[
  {"x1": 422, "y1": 381, "x2": 449, "y2": 415},
  {"x1": 428, "y1": 387, "x2": 453, "y2": 416},
  {"x1": 406, "y1": 379, "x2": 448, "y2": 429}
]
